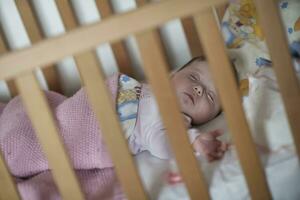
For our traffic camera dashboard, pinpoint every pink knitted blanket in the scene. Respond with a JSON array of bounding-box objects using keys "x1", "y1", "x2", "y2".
[{"x1": 0, "y1": 73, "x2": 127, "y2": 200}]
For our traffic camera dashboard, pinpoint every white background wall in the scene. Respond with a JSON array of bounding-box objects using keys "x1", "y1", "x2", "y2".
[{"x1": 0, "y1": 0, "x2": 192, "y2": 102}]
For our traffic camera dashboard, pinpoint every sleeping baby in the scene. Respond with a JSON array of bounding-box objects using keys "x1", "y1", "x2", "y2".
[
  {"x1": 130, "y1": 56, "x2": 228, "y2": 160},
  {"x1": 0, "y1": 57, "x2": 228, "y2": 175}
]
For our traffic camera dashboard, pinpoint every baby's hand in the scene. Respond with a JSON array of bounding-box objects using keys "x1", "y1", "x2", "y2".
[{"x1": 192, "y1": 129, "x2": 229, "y2": 162}]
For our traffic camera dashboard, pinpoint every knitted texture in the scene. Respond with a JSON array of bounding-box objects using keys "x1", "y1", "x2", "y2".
[
  {"x1": 0, "y1": 73, "x2": 125, "y2": 199},
  {"x1": 16, "y1": 169, "x2": 125, "y2": 200}
]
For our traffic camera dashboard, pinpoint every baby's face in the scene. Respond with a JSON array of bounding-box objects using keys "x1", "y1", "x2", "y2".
[{"x1": 171, "y1": 60, "x2": 221, "y2": 126}]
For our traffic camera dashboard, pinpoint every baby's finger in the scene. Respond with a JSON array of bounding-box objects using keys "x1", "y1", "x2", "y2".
[
  {"x1": 203, "y1": 141, "x2": 221, "y2": 153},
  {"x1": 219, "y1": 142, "x2": 229, "y2": 151},
  {"x1": 209, "y1": 129, "x2": 223, "y2": 138},
  {"x1": 207, "y1": 147, "x2": 226, "y2": 161},
  {"x1": 208, "y1": 149, "x2": 223, "y2": 158},
  {"x1": 207, "y1": 154, "x2": 216, "y2": 162}
]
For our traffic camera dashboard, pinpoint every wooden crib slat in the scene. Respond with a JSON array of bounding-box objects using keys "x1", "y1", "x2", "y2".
[
  {"x1": 135, "y1": 3, "x2": 208, "y2": 198},
  {"x1": 181, "y1": 17, "x2": 204, "y2": 58},
  {"x1": 215, "y1": 3, "x2": 227, "y2": 25},
  {"x1": 253, "y1": 0, "x2": 300, "y2": 159},
  {"x1": 0, "y1": 153, "x2": 20, "y2": 200},
  {"x1": 193, "y1": 9, "x2": 272, "y2": 199},
  {"x1": 0, "y1": 0, "x2": 227, "y2": 81},
  {"x1": 135, "y1": 0, "x2": 172, "y2": 69},
  {"x1": 136, "y1": 30, "x2": 210, "y2": 200},
  {"x1": 95, "y1": 0, "x2": 135, "y2": 77},
  {"x1": 15, "y1": 0, "x2": 62, "y2": 93},
  {"x1": 0, "y1": 29, "x2": 18, "y2": 97},
  {"x1": 55, "y1": 1, "x2": 148, "y2": 198},
  {"x1": 55, "y1": 0, "x2": 78, "y2": 30},
  {"x1": 217, "y1": 4, "x2": 227, "y2": 21},
  {"x1": 75, "y1": 52, "x2": 148, "y2": 200},
  {"x1": 182, "y1": 2, "x2": 227, "y2": 59},
  {"x1": 15, "y1": 73, "x2": 85, "y2": 200},
  {"x1": 55, "y1": 0, "x2": 86, "y2": 86}
]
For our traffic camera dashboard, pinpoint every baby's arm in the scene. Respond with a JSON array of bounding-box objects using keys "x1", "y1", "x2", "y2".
[
  {"x1": 144, "y1": 126, "x2": 229, "y2": 160},
  {"x1": 145, "y1": 129, "x2": 173, "y2": 159}
]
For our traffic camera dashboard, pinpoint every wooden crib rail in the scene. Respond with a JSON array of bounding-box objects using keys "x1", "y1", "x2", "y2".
[
  {"x1": 0, "y1": 1, "x2": 226, "y2": 199},
  {"x1": 0, "y1": 152, "x2": 20, "y2": 200},
  {"x1": 181, "y1": 3, "x2": 227, "y2": 58},
  {"x1": 75, "y1": 51, "x2": 148, "y2": 200},
  {"x1": 54, "y1": 0, "x2": 135, "y2": 80},
  {"x1": 15, "y1": 72, "x2": 85, "y2": 200},
  {"x1": 14, "y1": 0, "x2": 62, "y2": 93},
  {"x1": 47, "y1": 1, "x2": 149, "y2": 199},
  {"x1": 0, "y1": 0, "x2": 226, "y2": 81},
  {"x1": 194, "y1": 9, "x2": 271, "y2": 199},
  {"x1": 136, "y1": 0, "x2": 173, "y2": 69},
  {"x1": 0, "y1": 29, "x2": 18, "y2": 97},
  {"x1": 182, "y1": 17, "x2": 204, "y2": 58},
  {"x1": 253, "y1": 0, "x2": 300, "y2": 158},
  {"x1": 136, "y1": 30, "x2": 210, "y2": 199},
  {"x1": 54, "y1": 0, "x2": 92, "y2": 86},
  {"x1": 0, "y1": 0, "x2": 299, "y2": 199},
  {"x1": 57, "y1": 2, "x2": 148, "y2": 196},
  {"x1": 95, "y1": 0, "x2": 136, "y2": 77},
  {"x1": 0, "y1": 30, "x2": 19, "y2": 196}
]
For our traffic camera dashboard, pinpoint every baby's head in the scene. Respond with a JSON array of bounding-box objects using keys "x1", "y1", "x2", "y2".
[{"x1": 171, "y1": 57, "x2": 221, "y2": 127}]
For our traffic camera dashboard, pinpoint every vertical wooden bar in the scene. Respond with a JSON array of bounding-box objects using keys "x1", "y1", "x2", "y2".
[
  {"x1": 0, "y1": 30, "x2": 18, "y2": 97},
  {"x1": 76, "y1": 53, "x2": 148, "y2": 200},
  {"x1": 0, "y1": 153, "x2": 20, "y2": 200},
  {"x1": 55, "y1": 1, "x2": 148, "y2": 199},
  {"x1": 0, "y1": 21, "x2": 20, "y2": 200},
  {"x1": 253, "y1": 0, "x2": 300, "y2": 159},
  {"x1": 136, "y1": 0, "x2": 148, "y2": 6},
  {"x1": 215, "y1": 3, "x2": 227, "y2": 24},
  {"x1": 136, "y1": 30, "x2": 210, "y2": 199},
  {"x1": 136, "y1": 0, "x2": 172, "y2": 69},
  {"x1": 15, "y1": 72, "x2": 85, "y2": 200},
  {"x1": 15, "y1": 0, "x2": 62, "y2": 93},
  {"x1": 194, "y1": 9, "x2": 272, "y2": 199},
  {"x1": 55, "y1": 0, "x2": 78, "y2": 30},
  {"x1": 181, "y1": 17, "x2": 204, "y2": 57},
  {"x1": 181, "y1": 3, "x2": 226, "y2": 58},
  {"x1": 55, "y1": 0, "x2": 92, "y2": 84},
  {"x1": 95, "y1": 0, "x2": 135, "y2": 77},
  {"x1": 0, "y1": 30, "x2": 18, "y2": 199}
]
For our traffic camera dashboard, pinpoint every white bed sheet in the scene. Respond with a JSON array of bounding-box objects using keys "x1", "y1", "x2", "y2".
[{"x1": 135, "y1": 145, "x2": 300, "y2": 200}]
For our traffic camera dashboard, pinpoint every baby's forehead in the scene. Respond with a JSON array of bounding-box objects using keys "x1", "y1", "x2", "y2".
[
  {"x1": 180, "y1": 60, "x2": 215, "y2": 88},
  {"x1": 180, "y1": 60, "x2": 209, "y2": 73}
]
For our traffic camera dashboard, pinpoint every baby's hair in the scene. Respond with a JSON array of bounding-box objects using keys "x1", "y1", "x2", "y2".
[
  {"x1": 178, "y1": 56, "x2": 239, "y2": 83},
  {"x1": 177, "y1": 56, "x2": 206, "y2": 72}
]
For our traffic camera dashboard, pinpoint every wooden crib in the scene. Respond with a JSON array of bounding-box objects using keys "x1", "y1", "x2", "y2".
[{"x1": 0, "y1": 0, "x2": 299, "y2": 199}]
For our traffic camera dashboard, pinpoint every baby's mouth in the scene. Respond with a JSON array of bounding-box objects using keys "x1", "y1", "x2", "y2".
[{"x1": 184, "y1": 92, "x2": 194, "y2": 104}]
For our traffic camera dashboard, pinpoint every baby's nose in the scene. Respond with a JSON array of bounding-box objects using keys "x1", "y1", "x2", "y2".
[{"x1": 193, "y1": 85, "x2": 203, "y2": 96}]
